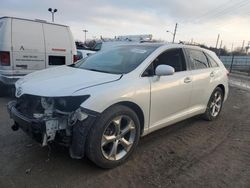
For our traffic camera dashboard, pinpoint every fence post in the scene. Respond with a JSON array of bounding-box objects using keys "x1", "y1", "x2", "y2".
[{"x1": 229, "y1": 55, "x2": 234, "y2": 73}]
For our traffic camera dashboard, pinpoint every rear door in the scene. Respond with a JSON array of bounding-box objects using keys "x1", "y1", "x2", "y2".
[
  {"x1": 184, "y1": 48, "x2": 213, "y2": 108},
  {"x1": 12, "y1": 19, "x2": 46, "y2": 72},
  {"x1": 43, "y1": 24, "x2": 72, "y2": 67}
]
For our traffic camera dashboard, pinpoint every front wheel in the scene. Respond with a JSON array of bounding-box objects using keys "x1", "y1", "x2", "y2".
[
  {"x1": 203, "y1": 87, "x2": 224, "y2": 121},
  {"x1": 86, "y1": 105, "x2": 140, "y2": 168}
]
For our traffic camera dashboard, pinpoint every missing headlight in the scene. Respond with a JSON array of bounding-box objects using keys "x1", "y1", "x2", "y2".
[
  {"x1": 41, "y1": 97, "x2": 54, "y2": 110},
  {"x1": 54, "y1": 95, "x2": 90, "y2": 112}
]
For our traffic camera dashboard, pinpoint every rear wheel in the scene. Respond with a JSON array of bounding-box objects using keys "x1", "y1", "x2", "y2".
[
  {"x1": 86, "y1": 105, "x2": 140, "y2": 168},
  {"x1": 203, "y1": 87, "x2": 224, "y2": 121}
]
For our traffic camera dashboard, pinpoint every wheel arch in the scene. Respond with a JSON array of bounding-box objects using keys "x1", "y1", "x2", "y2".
[
  {"x1": 110, "y1": 101, "x2": 145, "y2": 135},
  {"x1": 216, "y1": 84, "x2": 225, "y2": 97}
]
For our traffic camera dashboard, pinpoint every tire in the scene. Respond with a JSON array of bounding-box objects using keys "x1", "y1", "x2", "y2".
[
  {"x1": 203, "y1": 87, "x2": 224, "y2": 121},
  {"x1": 86, "y1": 105, "x2": 140, "y2": 169}
]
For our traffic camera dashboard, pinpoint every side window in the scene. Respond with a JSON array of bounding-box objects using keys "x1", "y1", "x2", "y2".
[
  {"x1": 205, "y1": 53, "x2": 219, "y2": 68},
  {"x1": 49, "y1": 56, "x2": 65, "y2": 65},
  {"x1": 152, "y1": 48, "x2": 187, "y2": 73},
  {"x1": 188, "y1": 49, "x2": 209, "y2": 70}
]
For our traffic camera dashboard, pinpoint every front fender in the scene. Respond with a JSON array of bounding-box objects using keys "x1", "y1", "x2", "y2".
[{"x1": 74, "y1": 76, "x2": 151, "y2": 131}]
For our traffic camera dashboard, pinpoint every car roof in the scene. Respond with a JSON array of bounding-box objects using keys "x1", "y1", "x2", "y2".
[
  {"x1": 114, "y1": 42, "x2": 204, "y2": 50},
  {"x1": 0, "y1": 16, "x2": 69, "y2": 27}
]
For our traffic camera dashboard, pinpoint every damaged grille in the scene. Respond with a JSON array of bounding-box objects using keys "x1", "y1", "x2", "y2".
[{"x1": 16, "y1": 95, "x2": 44, "y2": 118}]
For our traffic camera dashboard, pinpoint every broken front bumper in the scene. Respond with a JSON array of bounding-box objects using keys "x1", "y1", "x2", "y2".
[
  {"x1": 7, "y1": 100, "x2": 99, "y2": 159},
  {"x1": 7, "y1": 101, "x2": 45, "y2": 143}
]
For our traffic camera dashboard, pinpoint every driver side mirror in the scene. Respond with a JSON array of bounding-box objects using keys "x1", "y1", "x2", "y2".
[{"x1": 155, "y1": 65, "x2": 175, "y2": 76}]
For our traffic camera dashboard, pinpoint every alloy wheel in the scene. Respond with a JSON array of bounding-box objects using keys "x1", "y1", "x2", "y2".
[
  {"x1": 210, "y1": 91, "x2": 222, "y2": 117},
  {"x1": 101, "y1": 115, "x2": 136, "y2": 161}
]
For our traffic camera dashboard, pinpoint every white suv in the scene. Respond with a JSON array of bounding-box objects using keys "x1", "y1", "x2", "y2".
[{"x1": 8, "y1": 44, "x2": 228, "y2": 168}]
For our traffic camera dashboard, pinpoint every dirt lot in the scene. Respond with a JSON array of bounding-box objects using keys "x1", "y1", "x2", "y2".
[{"x1": 0, "y1": 85, "x2": 250, "y2": 188}]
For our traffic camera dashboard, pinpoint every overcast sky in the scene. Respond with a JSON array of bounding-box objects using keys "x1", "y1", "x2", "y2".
[{"x1": 1, "y1": 0, "x2": 250, "y2": 49}]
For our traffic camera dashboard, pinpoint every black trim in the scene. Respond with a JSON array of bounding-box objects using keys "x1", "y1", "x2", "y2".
[
  {"x1": 69, "y1": 108, "x2": 99, "y2": 159},
  {"x1": 80, "y1": 107, "x2": 100, "y2": 117},
  {"x1": 69, "y1": 116, "x2": 97, "y2": 159}
]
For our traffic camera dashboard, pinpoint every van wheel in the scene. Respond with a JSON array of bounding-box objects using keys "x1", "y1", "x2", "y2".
[
  {"x1": 86, "y1": 105, "x2": 140, "y2": 168},
  {"x1": 203, "y1": 87, "x2": 224, "y2": 121}
]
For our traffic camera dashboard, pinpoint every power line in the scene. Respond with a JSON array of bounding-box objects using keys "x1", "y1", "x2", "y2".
[
  {"x1": 195, "y1": 0, "x2": 250, "y2": 22},
  {"x1": 191, "y1": 0, "x2": 234, "y2": 21}
]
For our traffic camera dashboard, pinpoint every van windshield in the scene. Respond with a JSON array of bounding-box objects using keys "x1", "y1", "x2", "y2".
[{"x1": 72, "y1": 45, "x2": 158, "y2": 74}]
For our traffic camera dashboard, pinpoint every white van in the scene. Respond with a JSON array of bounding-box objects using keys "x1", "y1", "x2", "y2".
[{"x1": 0, "y1": 17, "x2": 77, "y2": 91}]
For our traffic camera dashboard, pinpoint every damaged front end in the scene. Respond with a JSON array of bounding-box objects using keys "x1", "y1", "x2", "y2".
[{"x1": 7, "y1": 94, "x2": 98, "y2": 159}]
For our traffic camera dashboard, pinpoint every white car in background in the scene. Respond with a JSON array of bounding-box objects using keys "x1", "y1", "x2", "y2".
[
  {"x1": 76, "y1": 41, "x2": 143, "y2": 60},
  {"x1": 8, "y1": 43, "x2": 228, "y2": 168}
]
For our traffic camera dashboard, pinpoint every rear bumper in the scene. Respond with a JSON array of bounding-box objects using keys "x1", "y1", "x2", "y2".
[{"x1": 0, "y1": 74, "x2": 23, "y2": 85}]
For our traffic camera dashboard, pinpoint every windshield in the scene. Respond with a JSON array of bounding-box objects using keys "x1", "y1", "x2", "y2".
[{"x1": 73, "y1": 45, "x2": 158, "y2": 74}]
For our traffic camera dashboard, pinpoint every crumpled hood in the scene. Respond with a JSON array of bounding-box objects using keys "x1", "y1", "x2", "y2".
[{"x1": 16, "y1": 66, "x2": 122, "y2": 97}]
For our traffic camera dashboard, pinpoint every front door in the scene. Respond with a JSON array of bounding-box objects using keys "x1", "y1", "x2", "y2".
[{"x1": 149, "y1": 48, "x2": 192, "y2": 129}]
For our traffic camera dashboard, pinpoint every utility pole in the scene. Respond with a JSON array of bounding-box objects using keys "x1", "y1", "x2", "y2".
[
  {"x1": 241, "y1": 40, "x2": 245, "y2": 51},
  {"x1": 247, "y1": 41, "x2": 250, "y2": 54},
  {"x1": 166, "y1": 23, "x2": 178, "y2": 43},
  {"x1": 231, "y1": 43, "x2": 234, "y2": 56},
  {"x1": 82, "y1": 29, "x2": 88, "y2": 42},
  {"x1": 220, "y1": 40, "x2": 223, "y2": 49},
  {"x1": 172, "y1": 23, "x2": 178, "y2": 43},
  {"x1": 218, "y1": 40, "x2": 223, "y2": 58},
  {"x1": 48, "y1": 8, "x2": 57, "y2": 22},
  {"x1": 215, "y1": 34, "x2": 220, "y2": 49}
]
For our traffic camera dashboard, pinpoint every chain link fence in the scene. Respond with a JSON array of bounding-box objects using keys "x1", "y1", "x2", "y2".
[{"x1": 220, "y1": 56, "x2": 250, "y2": 76}]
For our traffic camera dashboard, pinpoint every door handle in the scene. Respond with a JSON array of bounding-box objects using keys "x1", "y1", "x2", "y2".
[
  {"x1": 184, "y1": 77, "x2": 192, "y2": 83},
  {"x1": 210, "y1": 71, "x2": 215, "y2": 77}
]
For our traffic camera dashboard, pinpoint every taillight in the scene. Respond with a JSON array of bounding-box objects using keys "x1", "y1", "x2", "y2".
[
  {"x1": 0, "y1": 51, "x2": 10, "y2": 66},
  {"x1": 73, "y1": 55, "x2": 78, "y2": 63}
]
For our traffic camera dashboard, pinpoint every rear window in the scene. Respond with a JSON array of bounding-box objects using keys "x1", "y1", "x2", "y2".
[{"x1": 49, "y1": 56, "x2": 65, "y2": 65}]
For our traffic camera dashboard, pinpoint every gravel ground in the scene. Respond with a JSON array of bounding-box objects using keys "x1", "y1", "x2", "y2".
[{"x1": 0, "y1": 85, "x2": 250, "y2": 188}]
